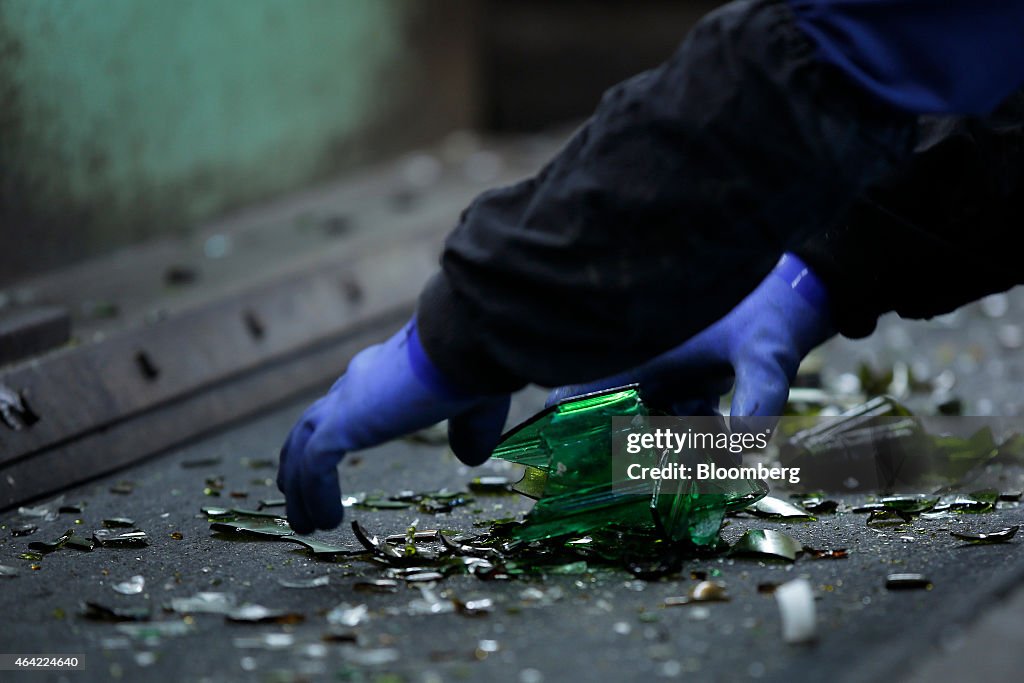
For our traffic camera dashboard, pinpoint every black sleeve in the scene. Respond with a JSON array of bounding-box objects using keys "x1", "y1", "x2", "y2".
[
  {"x1": 417, "y1": 0, "x2": 916, "y2": 394},
  {"x1": 796, "y1": 91, "x2": 1024, "y2": 339}
]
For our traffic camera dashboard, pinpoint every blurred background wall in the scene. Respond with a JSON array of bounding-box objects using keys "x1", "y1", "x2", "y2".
[
  {"x1": 0, "y1": 0, "x2": 720, "y2": 285},
  {"x1": 0, "y1": 0, "x2": 479, "y2": 283}
]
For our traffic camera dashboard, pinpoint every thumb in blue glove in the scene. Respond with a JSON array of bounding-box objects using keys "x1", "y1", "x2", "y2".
[
  {"x1": 547, "y1": 253, "x2": 834, "y2": 431},
  {"x1": 278, "y1": 318, "x2": 508, "y2": 533}
]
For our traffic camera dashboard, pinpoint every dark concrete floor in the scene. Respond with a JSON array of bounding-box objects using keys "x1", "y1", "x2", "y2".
[{"x1": 2, "y1": 293, "x2": 1024, "y2": 683}]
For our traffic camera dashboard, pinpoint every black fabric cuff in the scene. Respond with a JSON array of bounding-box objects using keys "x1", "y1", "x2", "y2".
[
  {"x1": 797, "y1": 91, "x2": 1024, "y2": 340},
  {"x1": 416, "y1": 272, "x2": 528, "y2": 396},
  {"x1": 795, "y1": 232, "x2": 884, "y2": 339}
]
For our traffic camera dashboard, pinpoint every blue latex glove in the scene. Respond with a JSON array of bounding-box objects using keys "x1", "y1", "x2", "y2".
[
  {"x1": 547, "y1": 253, "x2": 834, "y2": 429},
  {"x1": 278, "y1": 318, "x2": 509, "y2": 533}
]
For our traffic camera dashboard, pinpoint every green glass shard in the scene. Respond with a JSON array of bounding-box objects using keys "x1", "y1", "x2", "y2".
[
  {"x1": 491, "y1": 386, "x2": 767, "y2": 546},
  {"x1": 93, "y1": 529, "x2": 150, "y2": 547},
  {"x1": 227, "y1": 508, "x2": 285, "y2": 520},
  {"x1": 493, "y1": 387, "x2": 654, "y2": 542},
  {"x1": 801, "y1": 497, "x2": 839, "y2": 514},
  {"x1": 354, "y1": 579, "x2": 400, "y2": 593},
  {"x1": 226, "y1": 605, "x2": 304, "y2": 624},
  {"x1": 386, "y1": 529, "x2": 440, "y2": 544},
  {"x1": 280, "y1": 536, "x2": 360, "y2": 557},
  {"x1": 932, "y1": 427, "x2": 1000, "y2": 482},
  {"x1": 885, "y1": 573, "x2": 932, "y2": 590},
  {"x1": 933, "y1": 489, "x2": 999, "y2": 514},
  {"x1": 745, "y1": 496, "x2": 815, "y2": 520},
  {"x1": 469, "y1": 476, "x2": 513, "y2": 493},
  {"x1": 81, "y1": 601, "x2": 151, "y2": 622},
  {"x1": 493, "y1": 386, "x2": 642, "y2": 470},
  {"x1": 729, "y1": 529, "x2": 800, "y2": 562},
  {"x1": 783, "y1": 398, "x2": 1005, "y2": 491},
  {"x1": 866, "y1": 509, "x2": 912, "y2": 526},
  {"x1": 357, "y1": 498, "x2": 412, "y2": 510},
  {"x1": 652, "y1": 470, "x2": 751, "y2": 546},
  {"x1": 970, "y1": 488, "x2": 1000, "y2": 505},
  {"x1": 117, "y1": 621, "x2": 193, "y2": 639},
  {"x1": 210, "y1": 519, "x2": 292, "y2": 538},
  {"x1": 64, "y1": 532, "x2": 95, "y2": 551},
  {"x1": 879, "y1": 494, "x2": 938, "y2": 514},
  {"x1": 166, "y1": 592, "x2": 235, "y2": 615},
  {"x1": 545, "y1": 560, "x2": 588, "y2": 575},
  {"x1": 422, "y1": 489, "x2": 465, "y2": 501},
  {"x1": 414, "y1": 490, "x2": 474, "y2": 514},
  {"x1": 510, "y1": 465, "x2": 549, "y2": 500},
  {"x1": 277, "y1": 575, "x2": 330, "y2": 588},
  {"x1": 28, "y1": 530, "x2": 73, "y2": 553},
  {"x1": 780, "y1": 397, "x2": 929, "y2": 490},
  {"x1": 950, "y1": 525, "x2": 1019, "y2": 544}
]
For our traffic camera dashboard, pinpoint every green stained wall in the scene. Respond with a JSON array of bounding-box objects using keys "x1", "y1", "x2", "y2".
[{"x1": 0, "y1": 0, "x2": 476, "y2": 283}]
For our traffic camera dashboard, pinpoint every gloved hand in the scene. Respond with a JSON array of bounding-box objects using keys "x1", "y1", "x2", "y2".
[
  {"x1": 547, "y1": 253, "x2": 834, "y2": 429},
  {"x1": 278, "y1": 318, "x2": 509, "y2": 533}
]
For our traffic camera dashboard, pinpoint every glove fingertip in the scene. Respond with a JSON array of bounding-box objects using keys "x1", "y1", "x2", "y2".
[
  {"x1": 302, "y1": 464, "x2": 345, "y2": 532},
  {"x1": 278, "y1": 420, "x2": 314, "y2": 494},
  {"x1": 285, "y1": 496, "x2": 315, "y2": 535},
  {"x1": 289, "y1": 520, "x2": 315, "y2": 536},
  {"x1": 316, "y1": 505, "x2": 345, "y2": 532},
  {"x1": 449, "y1": 429, "x2": 494, "y2": 466},
  {"x1": 448, "y1": 396, "x2": 510, "y2": 466}
]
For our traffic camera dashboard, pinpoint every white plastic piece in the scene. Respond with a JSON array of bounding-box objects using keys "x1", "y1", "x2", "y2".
[{"x1": 775, "y1": 578, "x2": 816, "y2": 644}]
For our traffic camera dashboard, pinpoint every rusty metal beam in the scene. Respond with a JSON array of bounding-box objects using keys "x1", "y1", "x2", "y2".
[
  {"x1": 0, "y1": 231, "x2": 442, "y2": 509},
  {"x1": 0, "y1": 305, "x2": 71, "y2": 366}
]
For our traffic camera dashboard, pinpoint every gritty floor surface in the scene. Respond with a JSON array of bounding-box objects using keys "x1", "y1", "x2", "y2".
[{"x1": 2, "y1": 293, "x2": 1024, "y2": 683}]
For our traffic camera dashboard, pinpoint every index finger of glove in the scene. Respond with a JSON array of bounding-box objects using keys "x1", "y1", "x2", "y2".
[
  {"x1": 281, "y1": 429, "x2": 318, "y2": 534},
  {"x1": 294, "y1": 428, "x2": 347, "y2": 531},
  {"x1": 278, "y1": 418, "x2": 314, "y2": 495}
]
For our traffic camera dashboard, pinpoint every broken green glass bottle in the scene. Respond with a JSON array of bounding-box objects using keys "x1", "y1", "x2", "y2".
[
  {"x1": 490, "y1": 386, "x2": 767, "y2": 546},
  {"x1": 779, "y1": 396, "x2": 1000, "y2": 491}
]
